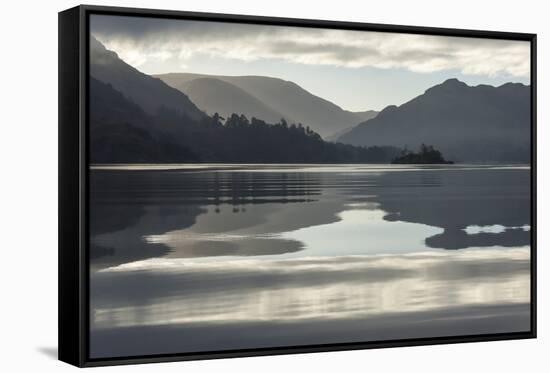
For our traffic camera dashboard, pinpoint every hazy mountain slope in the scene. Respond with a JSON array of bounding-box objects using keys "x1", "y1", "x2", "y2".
[
  {"x1": 352, "y1": 110, "x2": 379, "y2": 122},
  {"x1": 174, "y1": 77, "x2": 288, "y2": 123},
  {"x1": 90, "y1": 76, "x2": 400, "y2": 164},
  {"x1": 89, "y1": 77, "x2": 198, "y2": 163},
  {"x1": 338, "y1": 79, "x2": 530, "y2": 162},
  {"x1": 327, "y1": 110, "x2": 378, "y2": 142},
  {"x1": 157, "y1": 73, "x2": 369, "y2": 138},
  {"x1": 90, "y1": 36, "x2": 205, "y2": 121},
  {"x1": 87, "y1": 49, "x2": 399, "y2": 164},
  {"x1": 325, "y1": 125, "x2": 358, "y2": 142}
]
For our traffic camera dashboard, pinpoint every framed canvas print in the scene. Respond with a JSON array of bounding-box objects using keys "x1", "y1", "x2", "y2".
[{"x1": 58, "y1": 5, "x2": 537, "y2": 367}]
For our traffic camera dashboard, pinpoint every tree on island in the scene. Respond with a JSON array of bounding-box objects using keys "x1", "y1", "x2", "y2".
[{"x1": 391, "y1": 144, "x2": 453, "y2": 164}]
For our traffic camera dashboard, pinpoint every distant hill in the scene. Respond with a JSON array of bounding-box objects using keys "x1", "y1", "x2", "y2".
[
  {"x1": 89, "y1": 77, "x2": 199, "y2": 163},
  {"x1": 338, "y1": 78, "x2": 530, "y2": 163},
  {"x1": 171, "y1": 77, "x2": 288, "y2": 124},
  {"x1": 352, "y1": 110, "x2": 379, "y2": 122},
  {"x1": 156, "y1": 72, "x2": 370, "y2": 138},
  {"x1": 90, "y1": 77, "x2": 400, "y2": 164},
  {"x1": 90, "y1": 36, "x2": 205, "y2": 121},
  {"x1": 89, "y1": 40, "x2": 400, "y2": 164},
  {"x1": 326, "y1": 110, "x2": 379, "y2": 142}
]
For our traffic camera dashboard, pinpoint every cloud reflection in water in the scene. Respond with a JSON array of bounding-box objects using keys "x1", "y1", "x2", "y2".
[
  {"x1": 93, "y1": 247, "x2": 529, "y2": 329},
  {"x1": 89, "y1": 165, "x2": 532, "y2": 357}
]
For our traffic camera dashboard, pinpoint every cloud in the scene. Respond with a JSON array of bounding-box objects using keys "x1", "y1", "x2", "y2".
[{"x1": 91, "y1": 15, "x2": 530, "y2": 78}]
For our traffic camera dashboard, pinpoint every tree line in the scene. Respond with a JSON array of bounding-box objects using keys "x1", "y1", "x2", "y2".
[{"x1": 90, "y1": 78, "x2": 445, "y2": 164}]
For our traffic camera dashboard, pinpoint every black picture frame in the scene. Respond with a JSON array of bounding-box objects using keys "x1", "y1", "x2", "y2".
[{"x1": 58, "y1": 4, "x2": 537, "y2": 367}]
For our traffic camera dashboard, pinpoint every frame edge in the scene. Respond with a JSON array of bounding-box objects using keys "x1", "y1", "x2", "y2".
[
  {"x1": 530, "y1": 33, "x2": 537, "y2": 339},
  {"x1": 60, "y1": 4, "x2": 537, "y2": 367},
  {"x1": 58, "y1": 5, "x2": 86, "y2": 368},
  {"x1": 79, "y1": 3, "x2": 536, "y2": 40}
]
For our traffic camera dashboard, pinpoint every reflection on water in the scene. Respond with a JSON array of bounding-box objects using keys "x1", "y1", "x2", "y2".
[
  {"x1": 464, "y1": 224, "x2": 531, "y2": 234},
  {"x1": 142, "y1": 207, "x2": 444, "y2": 258},
  {"x1": 280, "y1": 207, "x2": 444, "y2": 256},
  {"x1": 89, "y1": 164, "x2": 531, "y2": 358},
  {"x1": 93, "y1": 248, "x2": 529, "y2": 327}
]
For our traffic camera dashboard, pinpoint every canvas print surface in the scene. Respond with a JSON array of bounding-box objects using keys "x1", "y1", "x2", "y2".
[{"x1": 88, "y1": 14, "x2": 532, "y2": 358}]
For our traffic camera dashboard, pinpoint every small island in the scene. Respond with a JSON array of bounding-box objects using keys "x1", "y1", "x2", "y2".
[{"x1": 391, "y1": 144, "x2": 454, "y2": 164}]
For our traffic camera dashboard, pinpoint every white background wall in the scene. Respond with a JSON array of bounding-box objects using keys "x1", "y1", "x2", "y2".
[{"x1": 0, "y1": 0, "x2": 546, "y2": 371}]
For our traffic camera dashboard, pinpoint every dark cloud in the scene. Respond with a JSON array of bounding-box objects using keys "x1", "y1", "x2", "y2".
[{"x1": 90, "y1": 14, "x2": 530, "y2": 78}]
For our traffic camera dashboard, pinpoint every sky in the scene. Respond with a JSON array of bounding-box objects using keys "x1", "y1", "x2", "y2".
[{"x1": 90, "y1": 15, "x2": 530, "y2": 112}]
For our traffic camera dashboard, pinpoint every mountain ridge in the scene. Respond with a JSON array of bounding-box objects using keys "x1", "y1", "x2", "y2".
[
  {"x1": 166, "y1": 76, "x2": 291, "y2": 124},
  {"x1": 338, "y1": 78, "x2": 530, "y2": 162},
  {"x1": 156, "y1": 72, "x2": 373, "y2": 138},
  {"x1": 88, "y1": 44, "x2": 401, "y2": 164},
  {"x1": 90, "y1": 36, "x2": 205, "y2": 121}
]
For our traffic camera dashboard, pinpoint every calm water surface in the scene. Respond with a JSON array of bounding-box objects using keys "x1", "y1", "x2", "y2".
[{"x1": 89, "y1": 164, "x2": 531, "y2": 358}]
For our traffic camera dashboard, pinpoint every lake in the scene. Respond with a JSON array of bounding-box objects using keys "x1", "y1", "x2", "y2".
[{"x1": 89, "y1": 164, "x2": 531, "y2": 358}]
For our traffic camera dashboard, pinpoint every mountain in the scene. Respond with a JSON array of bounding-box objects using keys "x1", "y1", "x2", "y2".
[
  {"x1": 90, "y1": 36, "x2": 205, "y2": 121},
  {"x1": 89, "y1": 77, "x2": 198, "y2": 163},
  {"x1": 326, "y1": 110, "x2": 379, "y2": 142},
  {"x1": 90, "y1": 78, "x2": 400, "y2": 164},
  {"x1": 338, "y1": 79, "x2": 530, "y2": 162},
  {"x1": 169, "y1": 77, "x2": 288, "y2": 124},
  {"x1": 90, "y1": 78, "x2": 400, "y2": 163},
  {"x1": 352, "y1": 110, "x2": 379, "y2": 122},
  {"x1": 156, "y1": 73, "x2": 370, "y2": 138},
  {"x1": 88, "y1": 39, "x2": 400, "y2": 164}
]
